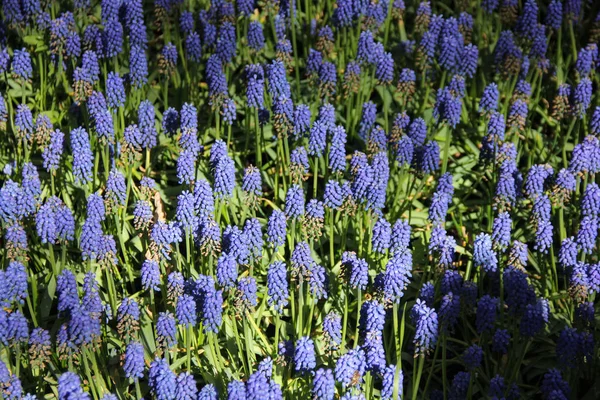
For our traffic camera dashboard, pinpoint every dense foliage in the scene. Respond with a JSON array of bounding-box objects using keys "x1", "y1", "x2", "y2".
[{"x1": 0, "y1": 0, "x2": 599, "y2": 399}]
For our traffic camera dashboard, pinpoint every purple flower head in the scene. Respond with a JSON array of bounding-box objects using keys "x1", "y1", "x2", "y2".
[
  {"x1": 411, "y1": 299, "x2": 438, "y2": 354},
  {"x1": 214, "y1": 156, "x2": 235, "y2": 199},
  {"x1": 473, "y1": 233, "x2": 498, "y2": 273},
  {"x1": 100, "y1": 73, "x2": 123, "y2": 113},
  {"x1": 11, "y1": 49, "x2": 32, "y2": 81},
  {"x1": 491, "y1": 212, "x2": 511, "y2": 250},
  {"x1": 140, "y1": 259, "x2": 160, "y2": 292},
  {"x1": 267, "y1": 210, "x2": 286, "y2": 250},
  {"x1": 149, "y1": 358, "x2": 176, "y2": 400},
  {"x1": 492, "y1": 328, "x2": 510, "y2": 353},
  {"x1": 351, "y1": 154, "x2": 373, "y2": 202},
  {"x1": 372, "y1": 217, "x2": 391, "y2": 254},
  {"x1": 237, "y1": 276, "x2": 258, "y2": 310},
  {"x1": 359, "y1": 300, "x2": 386, "y2": 339},
  {"x1": 564, "y1": 0, "x2": 582, "y2": 20},
  {"x1": 391, "y1": 219, "x2": 411, "y2": 254},
  {"x1": 572, "y1": 77, "x2": 592, "y2": 119},
  {"x1": 222, "y1": 225, "x2": 250, "y2": 265},
  {"x1": 342, "y1": 252, "x2": 368, "y2": 290},
  {"x1": 575, "y1": 302, "x2": 594, "y2": 326},
  {"x1": 318, "y1": 61, "x2": 337, "y2": 97},
  {"x1": 185, "y1": 32, "x2": 202, "y2": 62},
  {"x1": 569, "y1": 136, "x2": 600, "y2": 174},
  {"x1": 165, "y1": 272, "x2": 184, "y2": 306},
  {"x1": 179, "y1": 11, "x2": 194, "y2": 34},
  {"x1": 440, "y1": 270, "x2": 462, "y2": 296},
  {"x1": 526, "y1": 164, "x2": 553, "y2": 198},
  {"x1": 294, "y1": 336, "x2": 316, "y2": 374},
  {"x1": 541, "y1": 369, "x2": 570, "y2": 399},
  {"x1": 358, "y1": 102, "x2": 377, "y2": 141},
  {"x1": 581, "y1": 182, "x2": 600, "y2": 218},
  {"x1": 103, "y1": 20, "x2": 123, "y2": 58},
  {"x1": 375, "y1": 52, "x2": 394, "y2": 85},
  {"x1": 198, "y1": 384, "x2": 218, "y2": 400},
  {"x1": 215, "y1": 252, "x2": 237, "y2": 290},
  {"x1": 71, "y1": 127, "x2": 94, "y2": 185},
  {"x1": 248, "y1": 21, "x2": 264, "y2": 51},
  {"x1": 383, "y1": 251, "x2": 413, "y2": 303},
  {"x1": 15, "y1": 104, "x2": 34, "y2": 141},
  {"x1": 313, "y1": 368, "x2": 335, "y2": 400},
  {"x1": 434, "y1": 88, "x2": 462, "y2": 128},
  {"x1": 5, "y1": 223, "x2": 28, "y2": 259},
  {"x1": 335, "y1": 347, "x2": 366, "y2": 388},
  {"x1": 137, "y1": 100, "x2": 157, "y2": 148},
  {"x1": 397, "y1": 68, "x2": 416, "y2": 95},
  {"x1": 576, "y1": 215, "x2": 597, "y2": 255},
  {"x1": 216, "y1": 22, "x2": 236, "y2": 64},
  {"x1": 308, "y1": 121, "x2": 327, "y2": 157},
  {"x1": 546, "y1": 0, "x2": 563, "y2": 29},
  {"x1": 161, "y1": 107, "x2": 179, "y2": 137},
  {"x1": 322, "y1": 312, "x2": 342, "y2": 350},
  {"x1": 449, "y1": 372, "x2": 470, "y2": 400},
  {"x1": 206, "y1": 55, "x2": 228, "y2": 106},
  {"x1": 58, "y1": 372, "x2": 90, "y2": 400},
  {"x1": 199, "y1": 283, "x2": 223, "y2": 334},
  {"x1": 156, "y1": 311, "x2": 177, "y2": 349},
  {"x1": 267, "y1": 261, "x2": 288, "y2": 313},
  {"x1": 307, "y1": 49, "x2": 323, "y2": 77},
  {"x1": 480, "y1": 83, "x2": 499, "y2": 113},
  {"x1": 357, "y1": 30, "x2": 376, "y2": 64},
  {"x1": 228, "y1": 380, "x2": 246, "y2": 400},
  {"x1": 476, "y1": 295, "x2": 499, "y2": 333},
  {"x1": 462, "y1": 344, "x2": 483, "y2": 371},
  {"x1": 129, "y1": 45, "x2": 148, "y2": 88},
  {"x1": 520, "y1": 298, "x2": 549, "y2": 337},
  {"x1": 438, "y1": 291, "x2": 461, "y2": 332},
  {"x1": 285, "y1": 184, "x2": 305, "y2": 219},
  {"x1": 174, "y1": 373, "x2": 197, "y2": 400},
  {"x1": 558, "y1": 237, "x2": 578, "y2": 270},
  {"x1": 324, "y1": 180, "x2": 344, "y2": 210},
  {"x1": 266, "y1": 59, "x2": 291, "y2": 100},
  {"x1": 414, "y1": 141, "x2": 440, "y2": 174},
  {"x1": 4, "y1": 262, "x2": 28, "y2": 305}
]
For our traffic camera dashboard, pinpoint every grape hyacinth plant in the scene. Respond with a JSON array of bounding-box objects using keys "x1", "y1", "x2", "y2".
[{"x1": 0, "y1": 1, "x2": 598, "y2": 399}]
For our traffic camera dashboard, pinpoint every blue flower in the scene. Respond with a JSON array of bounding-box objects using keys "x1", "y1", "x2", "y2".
[
  {"x1": 462, "y1": 344, "x2": 483, "y2": 371},
  {"x1": 149, "y1": 358, "x2": 176, "y2": 400},
  {"x1": 267, "y1": 261, "x2": 288, "y2": 313},
  {"x1": 411, "y1": 299, "x2": 438, "y2": 354},
  {"x1": 313, "y1": 368, "x2": 335, "y2": 400},
  {"x1": 335, "y1": 347, "x2": 366, "y2": 388},
  {"x1": 174, "y1": 373, "x2": 197, "y2": 400},
  {"x1": 58, "y1": 372, "x2": 90, "y2": 400}
]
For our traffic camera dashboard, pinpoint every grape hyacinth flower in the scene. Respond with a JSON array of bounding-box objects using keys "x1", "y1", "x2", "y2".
[
  {"x1": 123, "y1": 341, "x2": 145, "y2": 379},
  {"x1": 335, "y1": 347, "x2": 366, "y2": 388},
  {"x1": 372, "y1": 217, "x2": 391, "y2": 254},
  {"x1": 141, "y1": 260, "x2": 160, "y2": 292},
  {"x1": 267, "y1": 210, "x2": 287, "y2": 250},
  {"x1": 71, "y1": 127, "x2": 94, "y2": 185},
  {"x1": 149, "y1": 358, "x2": 176, "y2": 400},
  {"x1": 58, "y1": 372, "x2": 89, "y2": 400},
  {"x1": 267, "y1": 261, "x2": 288, "y2": 313},
  {"x1": 285, "y1": 184, "x2": 305, "y2": 219},
  {"x1": 313, "y1": 368, "x2": 335, "y2": 400},
  {"x1": 294, "y1": 336, "x2": 316, "y2": 374},
  {"x1": 11, "y1": 48, "x2": 32, "y2": 81},
  {"x1": 411, "y1": 299, "x2": 438, "y2": 354},
  {"x1": 15, "y1": 104, "x2": 34, "y2": 141},
  {"x1": 473, "y1": 233, "x2": 498, "y2": 273}
]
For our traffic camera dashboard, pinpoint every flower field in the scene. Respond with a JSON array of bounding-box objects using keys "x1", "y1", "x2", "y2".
[{"x1": 0, "y1": 0, "x2": 599, "y2": 398}]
